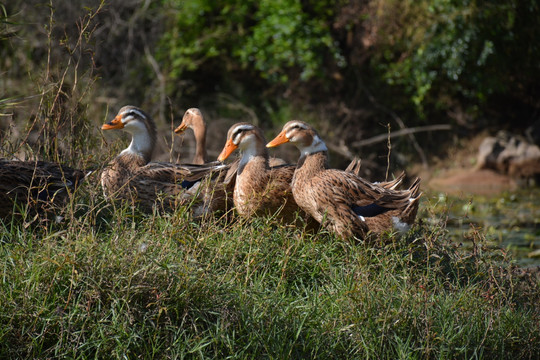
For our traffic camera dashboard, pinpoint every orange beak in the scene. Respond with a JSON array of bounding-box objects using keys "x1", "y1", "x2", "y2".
[
  {"x1": 266, "y1": 130, "x2": 289, "y2": 148},
  {"x1": 217, "y1": 138, "x2": 238, "y2": 161},
  {"x1": 101, "y1": 115, "x2": 124, "y2": 130},
  {"x1": 174, "y1": 122, "x2": 188, "y2": 134}
]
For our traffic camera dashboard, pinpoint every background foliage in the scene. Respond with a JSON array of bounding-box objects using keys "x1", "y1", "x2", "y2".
[{"x1": 1, "y1": 0, "x2": 540, "y2": 170}]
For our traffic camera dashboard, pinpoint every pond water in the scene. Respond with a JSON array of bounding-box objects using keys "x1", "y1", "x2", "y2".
[{"x1": 421, "y1": 189, "x2": 540, "y2": 268}]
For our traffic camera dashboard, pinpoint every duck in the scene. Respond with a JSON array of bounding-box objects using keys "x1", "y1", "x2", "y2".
[
  {"x1": 101, "y1": 105, "x2": 227, "y2": 212},
  {"x1": 173, "y1": 108, "x2": 247, "y2": 216},
  {"x1": 217, "y1": 122, "x2": 315, "y2": 226},
  {"x1": 173, "y1": 108, "x2": 208, "y2": 165},
  {"x1": 267, "y1": 120, "x2": 421, "y2": 239},
  {"x1": 0, "y1": 158, "x2": 86, "y2": 220},
  {"x1": 174, "y1": 108, "x2": 287, "y2": 166}
]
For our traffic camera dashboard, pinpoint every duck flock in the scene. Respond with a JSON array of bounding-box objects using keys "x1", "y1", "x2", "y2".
[{"x1": 0, "y1": 105, "x2": 421, "y2": 239}]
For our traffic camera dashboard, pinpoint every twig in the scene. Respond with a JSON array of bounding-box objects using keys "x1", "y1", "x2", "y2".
[
  {"x1": 145, "y1": 45, "x2": 166, "y2": 123},
  {"x1": 385, "y1": 123, "x2": 391, "y2": 181},
  {"x1": 127, "y1": 0, "x2": 152, "y2": 61},
  {"x1": 352, "y1": 124, "x2": 452, "y2": 147}
]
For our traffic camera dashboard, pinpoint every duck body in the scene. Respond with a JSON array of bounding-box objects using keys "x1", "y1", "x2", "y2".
[
  {"x1": 0, "y1": 159, "x2": 85, "y2": 219},
  {"x1": 292, "y1": 151, "x2": 419, "y2": 238},
  {"x1": 234, "y1": 156, "x2": 298, "y2": 220},
  {"x1": 100, "y1": 153, "x2": 218, "y2": 211},
  {"x1": 101, "y1": 105, "x2": 225, "y2": 211},
  {"x1": 267, "y1": 120, "x2": 421, "y2": 239},
  {"x1": 218, "y1": 123, "x2": 314, "y2": 225}
]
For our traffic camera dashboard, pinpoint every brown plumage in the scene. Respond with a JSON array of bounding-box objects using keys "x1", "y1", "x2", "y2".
[
  {"x1": 101, "y1": 105, "x2": 227, "y2": 212},
  {"x1": 0, "y1": 159, "x2": 86, "y2": 219},
  {"x1": 217, "y1": 122, "x2": 314, "y2": 226},
  {"x1": 267, "y1": 120, "x2": 421, "y2": 239}
]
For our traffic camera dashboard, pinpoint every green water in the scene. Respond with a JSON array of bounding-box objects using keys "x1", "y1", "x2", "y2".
[{"x1": 422, "y1": 189, "x2": 540, "y2": 267}]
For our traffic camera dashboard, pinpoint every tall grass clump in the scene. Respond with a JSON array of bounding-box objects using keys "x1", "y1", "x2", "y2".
[{"x1": 1, "y1": 0, "x2": 106, "y2": 170}]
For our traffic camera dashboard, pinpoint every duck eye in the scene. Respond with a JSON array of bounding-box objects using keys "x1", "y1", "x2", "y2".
[{"x1": 124, "y1": 109, "x2": 145, "y2": 120}]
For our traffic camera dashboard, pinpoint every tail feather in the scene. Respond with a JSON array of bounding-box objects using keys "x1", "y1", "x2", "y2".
[
  {"x1": 344, "y1": 157, "x2": 362, "y2": 176},
  {"x1": 399, "y1": 178, "x2": 422, "y2": 225},
  {"x1": 408, "y1": 177, "x2": 422, "y2": 198},
  {"x1": 377, "y1": 172, "x2": 405, "y2": 190}
]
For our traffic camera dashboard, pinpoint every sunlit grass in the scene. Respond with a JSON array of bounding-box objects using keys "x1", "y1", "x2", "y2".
[{"x1": 0, "y1": 182, "x2": 538, "y2": 358}]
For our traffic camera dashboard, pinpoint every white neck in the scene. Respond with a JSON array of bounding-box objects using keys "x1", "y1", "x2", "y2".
[
  {"x1": 238, "y1": 143, "x2": 259, "y2": 171},
  {"x1": 301, "y1": 135, "x2": 327, "y2": 157},
  {"x1": 121, "y1": 125, "x2": 153, "y2": 159}
]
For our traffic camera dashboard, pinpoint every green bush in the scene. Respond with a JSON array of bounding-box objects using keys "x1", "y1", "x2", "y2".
[
  {"x1": 373, "y1": 0, "x2": 540, "y2": 120},
  {"x1": 159, "y1": 0, "x2": 343, "y2": 84}
]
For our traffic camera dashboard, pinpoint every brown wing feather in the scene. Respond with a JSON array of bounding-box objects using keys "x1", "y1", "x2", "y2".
[
  {"x1": 344, "y1": 157, "x2": 362, "y2": 176},
  {"x1": 343, "y1": 158, "x2": 405, "y2": 190},
  {"x1": 377, "y1": 172, "x2": 405, "y2": 190},
  {"x1": 139, "y1": 160, "x2": 226, "y2": 182},
  {"x1": 0, "y1": 159, "x2": 86, "y2": 219},
  {"x1": 320, "y1": 170, "x2": 411, "y2": 209}
]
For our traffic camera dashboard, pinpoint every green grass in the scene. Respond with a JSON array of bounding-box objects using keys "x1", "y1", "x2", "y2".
[{"x1": 0, "y1": 182, "x2": 538, "y2": 359}]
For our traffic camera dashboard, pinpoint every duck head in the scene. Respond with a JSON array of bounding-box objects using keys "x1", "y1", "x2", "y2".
[
  {"x1": 266, "y1": 120, "x2": 327, "y2": 157},
  {"x1": 218, "y1": 123, "x2": 269, "y2": 162},
  {"x1": 102, "y1": 105, "x2": 156, "y2": 162}
]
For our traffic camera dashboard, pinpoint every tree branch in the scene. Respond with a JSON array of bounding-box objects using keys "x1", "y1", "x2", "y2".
[
  {"x1": 358, "y1": 81, "x2": 435, "y2": 169},
  {"x1": 352, "y1": 124, "x2": 452, "y2": 147}
]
